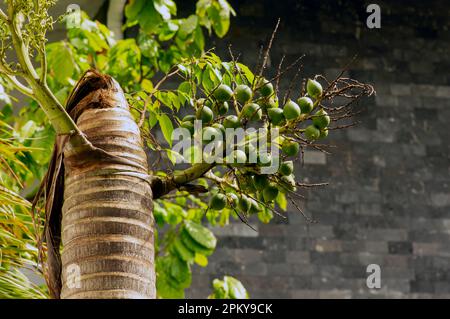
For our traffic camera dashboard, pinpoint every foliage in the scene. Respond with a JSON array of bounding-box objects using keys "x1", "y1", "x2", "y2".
[
  {"x1": 0, "y1": 0, "x2": 238, "y2": 299},
  {"x1": 209, "y1": 276, "x2": 249, "y2": 299},
  {"x1": 0, "y1": 116, "x2": 48, "y2": 298},
  {"x1": 124, "y1": 0, "x2": 235, "y2": 74}
]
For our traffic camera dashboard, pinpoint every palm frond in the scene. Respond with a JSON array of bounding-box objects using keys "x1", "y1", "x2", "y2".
[
  {"x1": 0, "y1": 120, "x2": 47, "y2": 299},
  {"x1": 0, "y1": 267, "x2": 48, "y2": 299}
]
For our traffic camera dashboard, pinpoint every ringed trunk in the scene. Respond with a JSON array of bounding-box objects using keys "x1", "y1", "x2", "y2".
[{"x1": 56, "y1": 71, "x2": 155, "y2": 298}]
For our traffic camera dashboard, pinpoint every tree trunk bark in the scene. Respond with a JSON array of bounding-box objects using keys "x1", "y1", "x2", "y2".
[{"x1": 57, "y1": 72, "x2": 155, "y2": 299}]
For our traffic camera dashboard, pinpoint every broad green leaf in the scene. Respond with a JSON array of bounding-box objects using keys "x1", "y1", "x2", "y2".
[
  {"x1": 138, "y1": 33, "x2": 160, "y2": 58},
  {"x1": 125, "y1": 0, "x2": 146, "y2": 20},
  {"x1": 154, "y1": 0, "x2": 177, "y2": 20},
  {"x1": 158, "y1": 21, "x2": 179, "y2": 41},
  {"x1": 139, "y1": 1, "x2": 162, "y2": 34},
  {"x1": 194, "y1": 253, "x2": 208, "y2": 267},
  {"x1": 276, "y1": 192, "x2": 288, "y2": 211},
  {"x1": 46, "y1": 42, "x2": 75, "y2": 84},
  {"x1": 158, "y1": 114, "x2": 174, "y2": 147},
  {"x1": 237, "y1": 63, "x2": 255, "y2": 84},
  {"x1": 184, "y1": 220, "x2": 216, "y2": 250},
  {"x1": 225, "y1": 276, "x2": 249, "y2": 299},
  {"x1": 178, "y1": 15, "x2": 198, "y2": 39},
  {"x1": 180, "y1": 228, "x2": 214, "y2": 255},
  {"x1": 170, "y1": 257, "x2": 191, "y2": 288},
  {"x1": 173, "y1": 238, "x2": 195, "y2": 262},
  {"x1": 30, "y1": 128, "x2": 55, "y2": 165},
  {"x1": 141, "y1": 79, "x2": 153, "y2": 93}
]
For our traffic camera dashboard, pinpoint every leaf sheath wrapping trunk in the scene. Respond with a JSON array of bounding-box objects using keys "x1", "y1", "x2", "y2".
[{"x1": 40, "y1": 71, "x2": 155, "y2": 299}]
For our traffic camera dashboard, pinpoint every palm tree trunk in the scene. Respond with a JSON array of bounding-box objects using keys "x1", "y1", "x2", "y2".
[{"x1": 56, "y1": 71, "x2": 155, "y2": 299}]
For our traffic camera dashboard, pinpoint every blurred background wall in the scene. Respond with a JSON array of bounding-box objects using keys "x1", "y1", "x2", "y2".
[{"x1": 55, "y1": 0, "x2": 450, "y2": 298}]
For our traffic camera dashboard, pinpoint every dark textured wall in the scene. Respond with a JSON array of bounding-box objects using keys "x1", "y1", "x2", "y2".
[{"x1": 187, "y1": 0, "x2": 450, "y2": 298}]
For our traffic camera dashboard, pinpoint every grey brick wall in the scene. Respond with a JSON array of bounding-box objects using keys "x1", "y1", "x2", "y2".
[{"x1": 185, "y1": 0, "x2": 450, "y2": 298}]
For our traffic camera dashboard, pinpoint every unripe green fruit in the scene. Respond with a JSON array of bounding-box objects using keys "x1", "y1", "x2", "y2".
[
  {"x1": 242, "y1": 176, "x2": 257, "y2": 193},
  {"x1": 227, "y1": 149, "x2": 247, "y2": 166},
  {"x1": 223, "y1": 115, "x2": 241, "y2": 129},
  {"x1": 204, "y1": 99, "x2": 213, "y2": 107},
  {"x1": 258, "y1": 153, "x2": 272, "y2": 166},
  {"x1": 212, "y1": 123, "x2": 226, "y2": 135},
  {"x1": 234, "y1": 85, "x2": 252, "y2": 104},
  {"x1": 263, "y1": 183, "x2": 279, "y2": 202},
  {"x1": 319, "y1": 128, "x2": 329, "y2": 139},
  {"x1": 202, "y1": 126, "x2": 221, "y2": 143},
  {"x1": 279, "y1": 161, "x2": 294, "y2": 176},
  {"x1": 214, "y1": 84, "x2": 233, "y2": 102},
  {"x1": 217, "y1": 101, "x2": 229, "y2": 115},
  {"x1": 312, "y1": 109, "x2": 330, "y2": 129},
  {"x1": 253, "y1": 174, "x2": 269, "y2": 190},
  {"x1": 307, "y1": 79, "x2": 323, "y2": 99},
  {"x1": 196, "y1": 98, "x2": 206, "y2": 108},
  {"x1": 282, "y1": 140, "x2": 300, "y2": 157},
  {"x1": 268, "y1": 108, "x2": 285, "y2": 126},
  {"x1": 203, "y1": 140, "x2": 224, "y2": 162},
  {"x1": 181, "y1": 121, "x2": 194, "y2": 135},
  {"x1": 182, "y1": 115, "x2": 196, "y2": 123},
  {"x1": 261, "y1": 97, "x2": 278, "y2": 109},
  {"x1": 259, "y1": 80, "x2": 274, "y2": 97},
  {"x1": 304, "y1": 125, "x2": 321, "y2": 141},
  {"x1": 185, "y1": 146, "x2": 202, "y2": 163},
  {"x1": 242, "y1": 103, "x2": 262, "y2": 121},
  {"x1": 196, "y1": 105, "x2": 214, "y2": 124},
  {"x1": 281, "y1": 174, "x2": 297, "y2": 192},
  {"x1": 297, "y1": 96, "x2": 314, "y2": 114},
  {"x1": 249, "y1": 198, "x2": 262, "y2": 214},
  {"x1": 238, "y1": 195, "x2": 251, "y2": 213},
  {"x1": 257, "y1": 191, "x2": 265, "y2": 202},
  {"x1": 283, "y1": 100, "x2": 301, "y2": 121},
  {"x1": 228, "y1": 193, "x2": 239, "y2": 205},
  {"x1": 209, "y1": 193, "x2": 227, "y2": 210}
]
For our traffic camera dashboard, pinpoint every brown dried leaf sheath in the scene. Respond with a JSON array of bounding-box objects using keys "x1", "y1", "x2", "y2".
[{"x1": 37, "y1": 70, "x2": 155, "y2": 299}]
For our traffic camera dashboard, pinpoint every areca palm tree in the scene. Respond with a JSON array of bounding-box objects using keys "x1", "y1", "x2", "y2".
[{"x1": 0, "y1": 0, "x2": 373, "y2": 299}]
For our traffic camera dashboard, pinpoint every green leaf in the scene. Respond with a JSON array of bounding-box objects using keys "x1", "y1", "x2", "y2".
[
  {"x1": 141, "y1": 79, "x2": 153, "y2": 93},
  {"x1": 125, "y1": 0, "x2": 146, "y2": 21},
  {"x1": 178, "y1": 15, "x2": 198, "y2": 39},
  {"x1": 138, "y1": 33, "x2": 160, "y2": 58},
  {"x1": 276, "y1": 192, "x2": 287, "y2": 211},
  {"x1": 139, "y1": 1, "x2": 162, "y2": 34},
  {"x1": 170, "y1": 257, "x2": 191, "y2": 288},
  {"x1": 46, "y1": 42, "x2": 75, "y2": 84},
  {"x1": 180, "y1": 228, "x2": 214, "y2": 255},
  {"x1": 158, "y1": 114, "x2": 174, "y2": 147},
  {"x1": 207, "y1": 4, "x2": 229, "y2": 38},
  {"x1": 148, "y1": 110, "x2": 158, "y2": 129},
  {"x1": 156, "y1": 258, "x2": 185, "y2": 299},
  {"x1": 237, "y1": 63, "x2": 255, "y2": 85},
  {"x1": 154, "y1": 0, "x2": 177, "y2": 20},
  {"x1": 225, "y1": 276, "x2": 249, "y2": 299},
  {"x1": 107, "y1": 39, "x2": 141, "y2": 84},
  {"x1": 173, "y1": 238, "x2": 195, "y2": 262},
  {"x1": 184, "y1": 220, "x2": 217, "y2": 250},
  {"x1": 194, "y1": 253, "x2": 208, "y2": 267},
  {"x1": 30, "y1": 127, "x2": 56, "y2": 165},
  {"x1": 158, "y1": 21, "x2": 179, "y2": 41}
]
